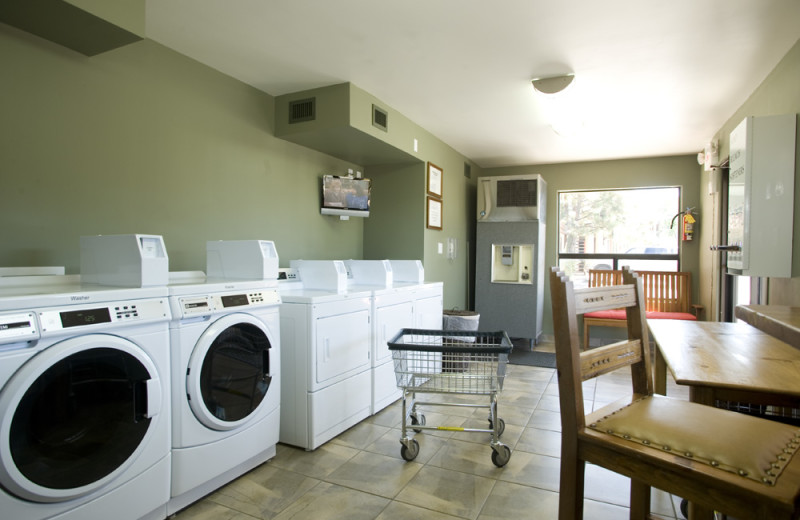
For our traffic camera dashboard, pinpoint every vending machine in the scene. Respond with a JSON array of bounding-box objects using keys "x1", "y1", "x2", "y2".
[{"x1": 475, "y1": 174, "x2": 546, "y2": 345}]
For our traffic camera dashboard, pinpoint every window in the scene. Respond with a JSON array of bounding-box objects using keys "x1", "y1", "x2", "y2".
[{"x1": 558, "y1": 187, "x2": 680, "y2": 286}]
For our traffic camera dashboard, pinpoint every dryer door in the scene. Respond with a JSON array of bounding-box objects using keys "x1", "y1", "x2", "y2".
[
  {"x1": 0, "y1": 334, "x2": 162, "y2": 503},
  {"x1": 186, "y1": 313, "x2": 274, "y2": 431}
]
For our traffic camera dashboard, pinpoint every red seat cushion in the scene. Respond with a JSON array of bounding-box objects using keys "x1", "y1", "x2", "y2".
[{"x1": 584, "y1": 310, "x2": 696, "y2": 321}]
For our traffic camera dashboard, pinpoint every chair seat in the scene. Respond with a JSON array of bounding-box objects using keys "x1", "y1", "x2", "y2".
[
  {"x1": 585, "y1": 394, "x2": 800, "y2": 487},
  {"x1": 584, "y1": 309, "x2": 697, "y2": 321}
]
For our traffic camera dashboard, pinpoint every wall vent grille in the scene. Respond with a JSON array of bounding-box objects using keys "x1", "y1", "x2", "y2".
[
  {"x1": 372, "y1": 105, "x2": 388, "y2": 132},
  {"x1": 464, "y1": 163, "x2": 472, "y2": 179},
  {"x1": 289, "y1": 98, "x2": 316, "y2": 123}
]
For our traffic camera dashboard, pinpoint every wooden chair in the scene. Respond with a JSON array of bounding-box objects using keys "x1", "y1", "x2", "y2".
[{"x1": 549, "y1": 266, "x2": 800, "y2": 519}]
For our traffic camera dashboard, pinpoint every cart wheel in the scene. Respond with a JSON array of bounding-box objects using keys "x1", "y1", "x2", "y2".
[
  {"x1": 411, "y1": 414, "x2": 426, "y2": 433},
  {"x1": 491, "y1": 445, "x2": 511, "y2": 467},
  {"x1": 488, "y1": 418, "x2": 505, "y2": 437},
  {"x1": 679, "y1": 498, "x2": 688, "y2": 519},
  {"x1": 400, "y1": 439, "x2": 420, "y2": 461}
]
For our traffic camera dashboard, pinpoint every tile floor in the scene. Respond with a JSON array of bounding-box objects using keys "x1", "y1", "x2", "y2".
[{"x1": 173, "y1": 341, "x2": 690, "y2": 520}]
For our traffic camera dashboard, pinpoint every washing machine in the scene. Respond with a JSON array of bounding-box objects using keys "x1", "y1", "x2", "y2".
[
  {"x1": 167, "y1": 255, "x2": 281, "y2": 514},
  {"x1": 0, "y1": 274, "x2": 172, "y2": 520},
  {"x1": 278, "y1": 260, "x2": 372, "y2": 450}
]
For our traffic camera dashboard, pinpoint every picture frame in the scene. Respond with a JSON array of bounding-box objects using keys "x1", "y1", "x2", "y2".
[
  {"x1": 427, "y1": 196, "x2": 442, "y2": 230},
  {"x1": 426, "y1": 162, "x2": 443, "y2": 198}
]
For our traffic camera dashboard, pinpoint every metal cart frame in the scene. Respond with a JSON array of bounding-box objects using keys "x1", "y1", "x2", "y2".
[{"x1": 387, "y1": 328, "x2": 513, "y2": 467}]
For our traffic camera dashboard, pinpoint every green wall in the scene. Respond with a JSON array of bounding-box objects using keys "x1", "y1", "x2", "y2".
[
  {"x1": 484, "y1": 155, "x2": 702, "y2": 336},
  {"x1": 0, "y1": 21, "x2": 477, "y2": 310}
]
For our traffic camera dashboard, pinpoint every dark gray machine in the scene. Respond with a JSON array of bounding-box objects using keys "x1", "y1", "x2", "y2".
[{"x1": 475, "y1": 174, "x2": 546, "y2": 344}]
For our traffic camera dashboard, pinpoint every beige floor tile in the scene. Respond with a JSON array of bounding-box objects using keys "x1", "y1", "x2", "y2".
[
  {"x1": 526, "y1": 408, "x2": 562, "y2": 432},
  {"x1": 426, "y1": 437, "x2": 511, "y2": 477},
  {"x1": 365, "y1": 427, "x2": 448, "y2": 464},
  {"x1": 204, "y1": 462, "x2": 319, "y2": 518},
  {"x1": 325, "y1": 450, "x2": 423, "y2": 498},
  {"x1": 375, "y1": 501, "x2": 462, "y2": 520},
  {"x1": 515, "y1": 426, "x2": 561, "y2": 458},
  {"x1": 330, "y1": 421, "x2": 392, "y2": 449},
  {"x1": 272, "y1": 482, "x2": 389, "y2": 520},
  {"x1": 491, "y1": 449, "x2": 561, "y2": 492},
  {"x1": 172, "y1": 500, "x2": 260, "y2": 519},
  {"x1": 270, "y1": 442, "x2": 359, "y2": 479},
  {"x1": 476, "y1": 480, "x2": 559, "y2": 520},
  {"x1": 394, "y1": 466, "x2": 496, "y2": 519}
]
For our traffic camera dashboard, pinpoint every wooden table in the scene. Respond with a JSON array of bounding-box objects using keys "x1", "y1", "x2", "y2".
[
  {"x1": 650, "y1": 320, "x2": 800, "y2": 408},
  {"x1": 735, "y1": 304, "x2": 800, "y2": 349}
]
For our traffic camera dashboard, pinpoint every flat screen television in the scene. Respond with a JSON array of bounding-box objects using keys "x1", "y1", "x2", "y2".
[{"x1": 321, "y1": 175, "x2": 371, "y2": 218}]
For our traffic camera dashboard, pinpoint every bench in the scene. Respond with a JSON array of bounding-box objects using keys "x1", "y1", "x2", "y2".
[{"x1": 583, "y1": 269, "x2": 703, "y2": 348}]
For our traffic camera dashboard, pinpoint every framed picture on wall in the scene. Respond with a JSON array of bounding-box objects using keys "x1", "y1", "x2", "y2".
[
  {"x1": 427, "y1": 162, "x2": 443, "y2": 198},
  {"x1": 427, "y1": 196, "x2": 442, "y2": 230}
]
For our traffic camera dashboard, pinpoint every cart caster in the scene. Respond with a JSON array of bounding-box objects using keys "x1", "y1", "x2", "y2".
[
  {"x1": 491, "y1": 444, "x2": 511, "y2": 467},
  {"x1": 488, "y1": 418, "x2": 505, "y2": 437},
  {"x1": 400, "y1": 439, "x2": 420, "y2": 461},
  {"x1": 680, "y1": 498, "x2": 688, "y2": 519},
  {"x1": 411, "y1": 413, "x2": 426, "y2": 433}
]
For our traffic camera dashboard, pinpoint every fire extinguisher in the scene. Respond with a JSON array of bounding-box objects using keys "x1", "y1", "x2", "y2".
[
  {"x1": 670, "y1": 207, "x2": 696, "y2": 241},
  {"x1": 682, "y1": 211, "x2": 696, "y2": 241}
]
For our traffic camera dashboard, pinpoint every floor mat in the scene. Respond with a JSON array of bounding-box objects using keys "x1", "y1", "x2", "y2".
[{"x1": 507, "y1": 349, "x2": 557, "y2": 368}]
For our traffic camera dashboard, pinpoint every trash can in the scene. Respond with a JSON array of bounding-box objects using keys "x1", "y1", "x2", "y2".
[{"x1": 442, "y1": 310, "x2": 480, "y2": 372}]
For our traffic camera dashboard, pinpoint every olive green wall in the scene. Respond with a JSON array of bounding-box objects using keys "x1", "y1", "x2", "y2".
[
  {"x1": 484, "y1": 155, "x2": 702, "y2": 336},
  {"x1": 705, "y1": 36, "x2": 800, "y2": 307},
  {"x1": 0, "y1": 21, "x2": 478, "y2": 311},
  {"x1": 0, "y1": 23, "x2": 364, "y2": 272}
]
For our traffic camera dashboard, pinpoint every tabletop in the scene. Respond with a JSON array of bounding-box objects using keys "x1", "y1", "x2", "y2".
[
  {"x1": 735, "y1": 304, "x2": 800, "y2": 349},
  {"x1": 649, "y1": 319, "x2": 800, "y2": 406}
]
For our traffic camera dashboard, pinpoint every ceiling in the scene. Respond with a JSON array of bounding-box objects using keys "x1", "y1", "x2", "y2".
[{"x1": 145, "y1": 0, "x2": 800, "y2": 168}]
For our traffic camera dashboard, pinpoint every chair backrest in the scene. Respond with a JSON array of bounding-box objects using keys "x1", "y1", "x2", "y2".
[
  {"x1": 550, "y1": 267, "x2": 653, "y2": 429},
  {"x1": 638, "y1": 270, "x2": 691, "y2": 313},
  {"x1": 587, "y1": 269, "x2": 622, "y2": 288},
  {"x1": 587, "y1": 269, "x2": 692, "y2": 314}
]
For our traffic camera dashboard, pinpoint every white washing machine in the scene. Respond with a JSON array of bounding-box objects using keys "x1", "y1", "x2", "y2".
[
  {"x1": 278, "y1": 261, "x2": 372, "y2": 450},
  {"x1": 166, "y1": 271, "x2": 281, "y2": 514},
  {"x1": 0, "y1": 274, "x2": 171, "y2": 520}
]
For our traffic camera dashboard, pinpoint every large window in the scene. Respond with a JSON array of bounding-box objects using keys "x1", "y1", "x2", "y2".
[{"x1": 558, "y1": 187, "x2": 681, "y2": 285}]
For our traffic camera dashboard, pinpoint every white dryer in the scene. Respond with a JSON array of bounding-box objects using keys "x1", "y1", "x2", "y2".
[
  {"x1": 278, "y1": 261, "x2": 372, "y2": 450},
  {"x1": 0, "y1": 274, "x2": 171, "y2": 520},
  {"x1": 167, "y1": 272, "x2": 281, "y2": 515}
]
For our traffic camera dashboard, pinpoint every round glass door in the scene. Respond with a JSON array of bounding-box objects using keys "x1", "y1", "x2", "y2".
[
  {"x1": 0, "y1": 335, "x2": 160, "y2": 502},
  {"x1": 187, "y1": 313, "x2": 273, "y2": 431}
]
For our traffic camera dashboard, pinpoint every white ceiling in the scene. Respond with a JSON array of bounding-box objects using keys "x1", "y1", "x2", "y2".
[{"x1": 145, "y1": 0, "x2": 800, "y2": 168}]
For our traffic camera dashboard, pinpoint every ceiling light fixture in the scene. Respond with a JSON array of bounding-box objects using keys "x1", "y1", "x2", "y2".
[{"x1": 531, "y1": 74, "x2": 575, "y2": 95}]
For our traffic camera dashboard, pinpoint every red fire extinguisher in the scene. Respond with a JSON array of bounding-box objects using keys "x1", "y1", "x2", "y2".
[{"x1": 682, "y1": 210, "x2": 696, "y2": 241}]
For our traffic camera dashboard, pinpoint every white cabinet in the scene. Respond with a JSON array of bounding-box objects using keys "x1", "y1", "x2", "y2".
[{"x1": 727, "y1": 114, "x2": 796, "y2": 277}]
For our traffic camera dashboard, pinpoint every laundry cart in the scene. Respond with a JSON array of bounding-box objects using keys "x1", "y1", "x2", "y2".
[{"x1": 388, "y1": 328, "x2": 513, "y2": 467}]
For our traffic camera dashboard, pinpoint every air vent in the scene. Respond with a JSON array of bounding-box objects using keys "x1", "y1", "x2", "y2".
[
  {"x1": 289, "y1": 98, "x2": 316, "y2": 124},
  {"x1": 497, "y1": 179, "x2": 537, "y2": 207},
  {"x1": 372, "y1": 105, "x2": 388, "y2": 132},
  {"x1": 464, "y1": 163, "x2": 472, "y2": 179}
]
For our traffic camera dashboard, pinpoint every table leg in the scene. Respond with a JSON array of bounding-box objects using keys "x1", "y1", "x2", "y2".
[
  {"x1": 689, "y1": 386, "x2": 715, "y2": 407},
  {"x1": 654, "y1": 344, "x2": 667, "y2": 395}
]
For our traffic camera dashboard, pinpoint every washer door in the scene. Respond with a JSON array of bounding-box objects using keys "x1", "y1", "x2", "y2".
[
  {"x1": 186, "y1": 313, "x2": 274, "y2": 431},
  {"x1": 0, "y1": 334, "x2": 162, "y2": 503}
]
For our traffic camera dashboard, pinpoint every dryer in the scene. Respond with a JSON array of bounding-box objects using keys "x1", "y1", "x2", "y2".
[
  {"x1": 0, "y1": 274, "x2": 171, "y2": 520},
  {"x1": 278, "y1": 261, "x2": 372, "y2": 450},
  {"x1": 167, "y1": 244, "x2": 281, "y2": 514}
]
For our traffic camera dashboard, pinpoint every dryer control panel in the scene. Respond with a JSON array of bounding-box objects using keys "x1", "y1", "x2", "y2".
[
  {"x1": 176, "y1": 290, "x2": 281, "y2": 319},
  {"x1": 38, "y1": 298, "x2": 171, "y2": 334}
]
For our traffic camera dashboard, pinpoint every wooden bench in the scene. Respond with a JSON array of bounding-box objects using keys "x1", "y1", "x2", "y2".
[{"x1": 583, "y1": 270, "x2": 703, "y2": 348}]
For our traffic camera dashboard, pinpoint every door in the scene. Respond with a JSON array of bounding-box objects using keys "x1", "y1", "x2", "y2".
[
  {"x1": 186, "y1": 313, "x2": 274, "y2": 431},
  {"x1": 375, "y1": 300, "x2": 413, "y2": 365},
  {"x1": 315, "y1": 308, "x2": 370, "y2": 386},
  {"x1": 0, "y1": 335, "x2": 162, "y2": 502}
]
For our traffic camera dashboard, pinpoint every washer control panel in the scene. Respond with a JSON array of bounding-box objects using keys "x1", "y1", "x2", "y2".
[
  {"x1": 0, "y1": 312, "x2": 39, "y2": 346},
  {"x1": 177, "y1": 289, "x2": 281, "y2": 318},
  {"x1": 38, "y1": 298, "x2": 171, "y2": 334}
]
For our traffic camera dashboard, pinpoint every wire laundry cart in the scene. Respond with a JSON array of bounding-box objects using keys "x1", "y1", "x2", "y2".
[{"x1": 388, "y1": 328, "x2": 513, "y2": 467}]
